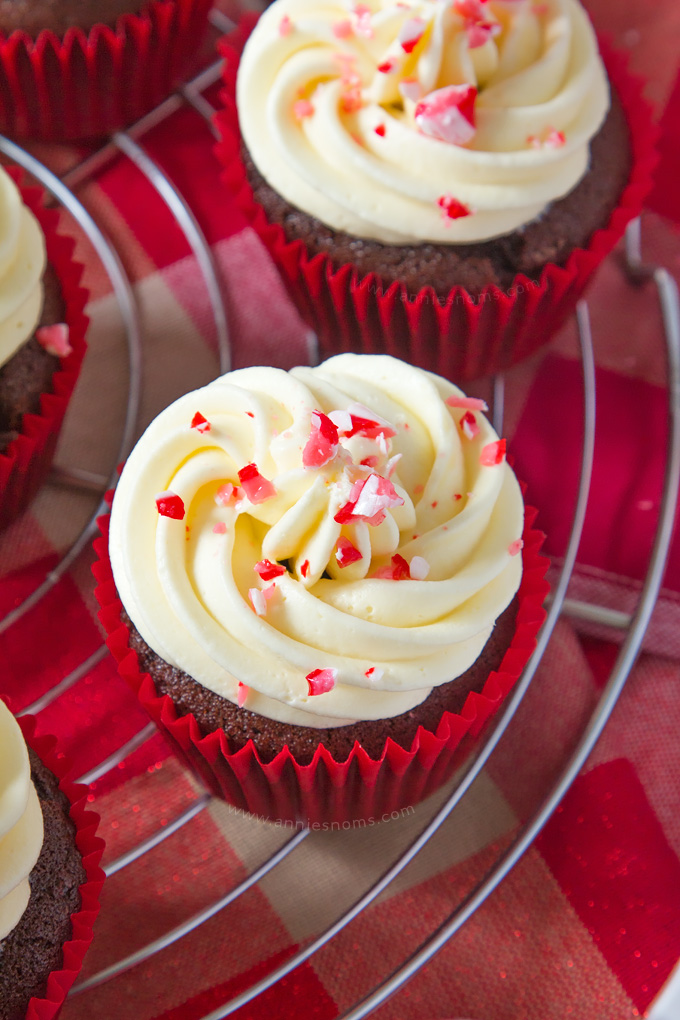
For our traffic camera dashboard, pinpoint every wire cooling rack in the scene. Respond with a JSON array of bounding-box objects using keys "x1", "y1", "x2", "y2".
[{"x1": 1, "y1": 8, "x2": 679, "y2": 1017}]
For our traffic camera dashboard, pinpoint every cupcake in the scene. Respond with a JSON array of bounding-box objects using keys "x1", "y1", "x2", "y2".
[
  {"x1": 0, "y1": 0, "x2": 213, "y2": 141},
  {"x1": 0, "y1": 166, "x2": 89, "y2": 530},
  {"x1": 95, "y1": 354, "x2": 548, "y2": 824},
  {"x1": 216, "y1": 0, "x2": 656, "y2": 380},
  {"x1": 0, "y1": 702, "x2": 103, "y2": 1020}
]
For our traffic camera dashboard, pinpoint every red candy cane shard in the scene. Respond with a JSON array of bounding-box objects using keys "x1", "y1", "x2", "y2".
[
  {"x1": 479, "y1": 439, "x2": 506, "y2": 465},
  {"x1": 508, "y1": 539, "x2": 524, "y2": 556},
  {"x1": 36, "y1": 323, "x2": 72, "y2": 357},
  {"x1": 374, "y1": 123, "x2": 386, "y2": 137},
  {"x1": 248, "y1": 588, "x2": 267, "y2": 616},
  {"x1": 300, "y1": 559, "x2": 310, "y2": 578},
  {"x1": 446, "y1": 395, "x2": 488, "y2": 411},
  {"x1": 255, "y1": 559, "x2": 286, "y2": 581},
  {"x1": 238, "y1": 463, "x2": 277, "y2": 503},
  {"x1": 438, "y1": 194, "x2": 471, "y2": 219},
  {"x1": 303, "y1": 410, "x2": 340, "y2": 468},
  {"x1": 336, "y1": 536, "x2": 363, "y2": 567},
  {"x1": 365, "y1": 666, "x2": 384, "y2": 682},
  {"x1": 191, "y1": 412, "x2": 211, "y2": 433},
  {"x1": 294, "y1": 99, "x2": 315, "y2": 119},
  {"x1": 377, "y1": 59, "x2": 395, "y2": 73},
  {"x1": 237, "y1": 682, "x2": 249, "y2": 707},
  {"x1": 460, "y1": 410, "x2": 480, "y2": 440},
  {"x1": 213, "y1": 522, "x2": 227, "y2": 534},
  {"x1": 306, "y1": 668, "x2": 337, "y2": 695},
  {"x1": 278, "y1": 14, "x2": 292, "y2": 35},
  {"x1": 374, "y1": 553, "x2": 411, "y2": 579},
  {"x1": 399, "y1": 16, "x2": 425, "y2": 52},
  {"x1": 415, "y1": 84, "x2": 476, "y2": 145},
  {"x1": 155, "y1": 491, "x2": 185, "y2": 520}
]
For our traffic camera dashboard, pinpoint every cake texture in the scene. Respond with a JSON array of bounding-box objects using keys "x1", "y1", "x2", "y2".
[
  {"x1": 216, "y1": 1, "x2": 655, "y2": 379},
  {"x1": 0, "y1": 0, "x2": 212, "y2": 140},
  {"x1": 97, "y1": 354, "x2": 549, "y2": 823},
  {"x1": 0, "y1": 167, "x2": 89, "y2": 531},
  {"x1": 0, "y1": 705, "x2": 103, "y2": 1020}
]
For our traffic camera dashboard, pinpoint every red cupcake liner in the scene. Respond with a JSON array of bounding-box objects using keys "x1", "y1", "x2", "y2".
[
  {"x1": 0, "y1": 168, "x2": 89, "y2": 531},
  {"x1": 215, "y1": 19, "x2": 657, "y2": 381},
  {"x1": 93, "y1": 501, "x2": 549, "y2": 825},
  {"x1": 0, "y1": 0, "x2": 212, "y2": 141},
  {"x1": 4, "y1": 711, "x2": 105, "y2": 1020}
]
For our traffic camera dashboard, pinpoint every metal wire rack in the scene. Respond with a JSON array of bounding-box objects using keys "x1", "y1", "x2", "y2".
[{"x1": 1, "y1": 9, "x2": 679, "y2": 1017}]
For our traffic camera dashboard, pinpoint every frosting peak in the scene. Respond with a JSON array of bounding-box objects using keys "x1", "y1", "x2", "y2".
[
  {"x1": 0, "y1": 168, "x2": 46, "y2": 370},
  {"x1": 237, "y1": 0, "x2": 610, "y2": 243},
  {"x1": 110, "y1": 355, "x2": 524, "y2": 729}
]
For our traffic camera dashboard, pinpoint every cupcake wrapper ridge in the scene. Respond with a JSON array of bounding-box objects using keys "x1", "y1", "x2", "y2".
[
  {"x1": 0, "y1": 168, "x2": 89, "y2": 531},
  {"x1": 216, "y1": 20, "x2": 657, "y2": 381},
  {"x1": 94, "y1": 500, "x2": 550, "y2": 826},
  {"x1": 0, "y1": 0, "x2": 212, "y2": 141},
  {"x1": 3, "y1": 711, "x2": 105, "y2": 1020}
]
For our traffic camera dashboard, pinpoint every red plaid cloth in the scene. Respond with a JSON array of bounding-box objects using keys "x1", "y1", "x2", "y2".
[{"x1": 1, "y1": 1, "x2": 680, "y2": 1017}]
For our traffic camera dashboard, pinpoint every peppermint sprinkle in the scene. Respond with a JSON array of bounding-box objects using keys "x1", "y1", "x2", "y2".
[
  {"x1": 332, "y1": 18, "x2": 353, "y2": 37},
  {"x1": 438, "y1": 194, "x2": 471, "y2": 220},
  {"x1": 36, "y1": 323, "x2": 72, "y2": 357},
  {"x1": 399, "y1": 78, "x2": 421, "y2": 103},
  {"x1": 191, "y1": 411, "x2": 211, "y2": 433},
  {"x1": 508, "y1": 538, "x2": 524, "y2": 556},
  {"x1": 409, "y1": 555, "x2": 430, "y2": 580},
  {"x1": 213, "y1": 522, "x2": 227, "y2": 534},
  {"x1": 446, "y1": 395, "x2": 488, "y2": 411},
  {"x1": 365, "y1": 666, "x2": 384, "y2": 682},
  {"x1": 375, "y1": 553, "x2": 411, "y2": 580},
  {"x1": 377, "y1": 59, "x2": 396, "y2": 73},
  {"x1": 215, "y1": 482, "x2": 240, "y2": 506},
  {"x1": 278, "y1": 14, "x2": 292, "y2": 35},
  {"x1": 306, "y1": 668, "x2": 337, "y2": 696},
  {"x1": 155, "y1": 490, "x2": 185, "y2": 520},
  {"x1": 303, "y1": 409, "x2": 339, "y2": 468},
  {"x1": 238, "y1": 463, "x2": 277, "y2": 503},
  {"x1": 255, "y1": 559, "x2": 286, "y2": 581},
  {"x1": 415, "y1": 84, "x2": 476, "y2": 146},
  {"x1": 374, "y1": 123, "x2": 386, "y2": 137},
  {"x1": 336, "y1": 536, "x2": 363, "y2": 567},
  {"x1": 300, "y1": 559, "x2": 310, "y2": 578},
  {"x1": 479, "y1": 439, "x2": 506, "y2": 465},
  {"x1": 294, "y1": 99, "x2": 315, "y2": 119},
  {"x1": 237, "y1": 682, "x2": 249, "y2": 707},
  {"x1": 249, "y1": 588, "x2": 268, "y2": 616},
  {"x1": 398, "y1": 16, "x2": 425, "y2": 52},
  {"x1": 460, "y1": 410, "x2": 480, "y2": 440}
]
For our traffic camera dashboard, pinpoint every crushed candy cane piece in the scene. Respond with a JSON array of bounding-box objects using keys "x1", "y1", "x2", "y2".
[
  {"x1": 36, "y1": 323, "x2": 71, "y2": 357},
  {"x1": 386, "y1": 453, "x2": 402, "y2": 477},
  {"x1": 249, "y1": 588, "x2": 268, "y2": 616},
  {"x1": 374, "y1": 553, "x2": 411, "y2": 580},
  {"x1": 365, "y1": 666, "x2": 384, "y2": 682},
  {"x1": 453, "y1": 0, "x2": 501, "y2": 48},
  {"x1": 341, "y1": 87, "x2": 363, "y2": 113},
  {"x1": 460, "y1": 410, "x2": 480, "y2": 440},
  {"x1": 374, "y1": 123, "x2": 386, "y2": 137},
  {"x1": 294, "y1": 99, "x2": 315, "y2": 119},
  {"x1": 343, "y1": 404, "x2": 396, "y2": 439},
  {"x1": 399, "y1": 16, "x2": 425, "y2": 52},
  {"x1": 399, "y1": 77, "x2": 421, "y2": 103},
  {"x1": 415, "y1": 84, "x2": 476, "y2": 146},
  {"x1": 377, "y1": 59, "x2": 396, "y2": 73},
  {"x1": 212, "y1": 522, "x2": 227, "y2": 534},
  {"x1": 336, "y1": 536, "x2": 363, "y2": 567},
  {"x1": 215, "y1": 482, "x2": 240, "y2": 506},
  {"x1": 191, "y1": 411, "x2": 211, "y2": 433},
  {"x1": 453, "y1": 493, "x2": 462, "y2": 501},
  {"x1": 446, "y1": 395, "x2": 488, "y2": 411},
  {"x1": 255, "y1": 559, "x2": 286, "y2": 581},
  {"x1": 155, "y1": 490, "x2": 185, "y2": 520},
  {"x1": 300, "y1": 559, "x2": 310, "y2": 578},
  {"x1": 238, "y1": 463, "x2": 277, "y2": 503},
  {"x1": 409, "y1": 555, "x2": 430, "y2": 580},
  {"x1": 306, "y1": 668, "x2": 337, "y2": 695},
  {"x1": 545, "y1": 128, "x2": 566, "y2": 148},
  {"x1": 237, "y1": 682, "x2": 249, "y2": 707},
  {"x1": 353, "y1": 4, "x2": 373, "y2": 37},
  {"x1": 303, "y1": 410, "x2": 339, "y2": 468},
  {"x1": 353, "y1": 473, "x2": 403, "y2": 518},
  {"x1": 508, "y1": 538, "x2": 524, "y2": 556},
  {"x1": 328, "y1": 408, "x2": 353, "y2": 433},
  {"x1": 438, "y1": 194, "x2": 471, "y2": 220},
  {"x1": 278, "y1": 14, "x2": 292, "y2": 35},
  {"x1": 333, "y1": 17, "x2": 353, "y2": 37},
  {"x1": 479, "y1": 438, "x2": 506, "y2": 465}
]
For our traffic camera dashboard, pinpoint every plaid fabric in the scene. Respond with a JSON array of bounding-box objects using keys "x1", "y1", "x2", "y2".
[{"x1": 1, "y1": 1, "x2": 679, "y2": 1016}]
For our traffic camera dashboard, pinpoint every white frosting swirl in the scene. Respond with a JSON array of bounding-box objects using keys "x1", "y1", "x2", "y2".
[
  {"x1": 237, "y1": 0, "x2": 610, "y2": 243},
  {"x1": 110, "y1": 355, "x2": 523, "y2": 729},
  {"x1": 0, "y1": 168, "x2": 46, "y2": 370},
  {"x1": 0, "y1": 702, "x2": 44, "y2": 941}
]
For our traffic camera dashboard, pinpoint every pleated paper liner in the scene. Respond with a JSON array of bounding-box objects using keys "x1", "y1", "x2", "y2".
[
  {"x1": 215, "y1": 20, "x2": 657, "y2": 382},
  {"x1": 11, "y1": 712, "x2": 105, "y2": 1020},
  {"x1": 0, "y1": 168, "x2": 89, "y2": 530},
  {"x1": 93, "y1": 504, "x2": 549, "y2": 826},
  {"x1": 0, "y1": 0, "x2": 212, "y2": 142}
]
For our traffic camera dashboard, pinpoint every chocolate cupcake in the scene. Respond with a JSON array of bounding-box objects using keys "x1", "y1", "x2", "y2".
[
  {"x1": 96, "y1": 354, "x2": 548, "y2": 824},
  {"x1": 0, "y1": 0, "x2": 212, "y2": 140},
  {"x1": 216, "y1": 0, "x2": 655, "y2": 380},
  {"x1": 0, "y1": 167, "x2": 89, "y2": 531},
  {"x1": 0, "y1": 703, "x2": 103, "y2": 1020}
]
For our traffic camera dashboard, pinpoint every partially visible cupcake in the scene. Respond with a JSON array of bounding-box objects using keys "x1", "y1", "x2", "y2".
[
  {"x1": 216, "y1": 0, "x2": 655, "y2": 380},
  {"x1": 0, "y1": 166, "x2": 89, "y2": 530},
  {"x1": 95, "y1": 354, "x2": 548, "y2": 824},
  {"x1": 0, "y1": 0, "x2": 213, "y2": 141},
  {"x1": 0, "y1": 702, "x2": 103, "y2": 1020}
]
